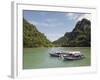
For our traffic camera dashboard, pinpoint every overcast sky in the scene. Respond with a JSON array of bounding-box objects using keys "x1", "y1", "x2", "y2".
[{"x1": 23, "y1": 10, "x2": 91, "y2": 42}]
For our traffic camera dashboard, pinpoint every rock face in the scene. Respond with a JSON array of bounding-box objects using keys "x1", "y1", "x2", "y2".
[
  {"x1": 23, "y1": 19, "x2": 53, "y2": 47},
  {"x1": 53, "y1": 18, "x2": 91, "y2": 47}
]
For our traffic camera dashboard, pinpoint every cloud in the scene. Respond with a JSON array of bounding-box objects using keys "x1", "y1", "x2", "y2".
[
  {"x1": 28, "y1": 20, "x2": 39, "y2": 26},
  {"x1": 28, "y1": 20, "x2": 48, "y2": 27},
  {"x1": 28, "y1": 18, "x2": 62, "y2": 28},
  {"x1": 39, "y1": 23, "x2": 49, "y2": 27},
  {"x1": 76, "y1": 14, "x2": 91, "y2": 21},
  {"x1": 44, "y1": 18, "x2": 58, "y2": 23},
  {"x1": 66, "y1": 13, "x2": 79, "y2": 20},
  {"x1": 36, "y1": 18, "x2": 66, "y2": 28},
  {"x1": 45, "y1": 33, "x2": 64, "y2": 41},
  {"x1": 65, "y1": 13, "x2": 91, "y2": 22},
  {"x1": 39, "y1": 22, "x2": 65, "y2": 28}
]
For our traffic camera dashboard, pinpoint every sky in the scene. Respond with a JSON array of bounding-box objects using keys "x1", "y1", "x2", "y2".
[{"x1": 23, "y1": 10, "x2": 91, "y2": 42}]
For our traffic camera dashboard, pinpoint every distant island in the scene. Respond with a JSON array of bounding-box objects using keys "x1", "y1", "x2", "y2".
[{"x1": 23, "y1": 18, "x2": 91, "y2": 48}]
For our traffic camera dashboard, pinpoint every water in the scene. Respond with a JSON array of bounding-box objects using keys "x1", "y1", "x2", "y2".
[{"x1": 23, "y1": 47, "x2": 91, "y2": 69}]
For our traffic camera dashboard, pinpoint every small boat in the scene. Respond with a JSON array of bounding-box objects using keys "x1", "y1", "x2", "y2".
[
  {"x1": 49, "y1": 51, "x2": 69, "y2": 57},
  {"x1": 61, "y1": 51, "x2": 85, "y2": 60},
  {"x1": 62, "y1": 55, "x2": 85, "y2": 60},
  {"x1": 49, "y1": 51, "x2": 85, "y2": 60}
]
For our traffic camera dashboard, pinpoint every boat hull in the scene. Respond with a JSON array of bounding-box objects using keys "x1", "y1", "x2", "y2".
[
  {"x1": 49, "y1": 53, "x2": 60, "y2": 57},
  {"x1": 63, "y1": 55, "x2": 85, "y2": 61},
  {"x1": 49, "y1": 53, "x2": 69, "y2": 57}
]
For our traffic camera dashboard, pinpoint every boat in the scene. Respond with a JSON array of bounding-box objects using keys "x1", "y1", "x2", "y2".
[
  {"x1": 49, "y1": 51, "x2": 85, "y2": 60},
  {"x1": 61, "y1": 51, "x2": 85, "y2": 60},
  {"x1": 49, "y1": 51, "x2": 69, "y2": 57}
]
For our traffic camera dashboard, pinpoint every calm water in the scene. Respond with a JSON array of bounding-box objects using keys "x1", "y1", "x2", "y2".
[{"x1": 23, "y1": 47, "x2": 91, "y2": 69}]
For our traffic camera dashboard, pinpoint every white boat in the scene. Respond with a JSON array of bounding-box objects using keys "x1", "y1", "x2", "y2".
[{"x1": 49, "y1": 51, "x2": 85, "y2": 60}]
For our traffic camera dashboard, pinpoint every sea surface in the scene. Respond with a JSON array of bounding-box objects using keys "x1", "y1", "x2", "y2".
[{"x1": 23, "y1": 47, "x2": 90, "y2": 69}]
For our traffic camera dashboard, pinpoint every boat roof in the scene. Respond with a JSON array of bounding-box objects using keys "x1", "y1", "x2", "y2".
[
  {"x1": 68, "y1": 51, "x2": 80, "y2": 54},
  {"x1": 51, "y1": 51, "x2": 81, "y2": 54}
]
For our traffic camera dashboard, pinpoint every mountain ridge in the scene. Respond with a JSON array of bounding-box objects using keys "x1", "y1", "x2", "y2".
[
  {"x1": 53, "y1": 18, "x2": 91, "y2": 47},
  {"x1": 23, "y1": 18, "x2": 53, "y2": 47}
]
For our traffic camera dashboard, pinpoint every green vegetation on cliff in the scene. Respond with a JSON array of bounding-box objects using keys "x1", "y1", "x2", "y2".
[
  {"x1": 23, "y1": 19, "x2": 53, "y2": 47},
  {"x1": 53, "y1": 18, "x2": 91, "y2": 47}
]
